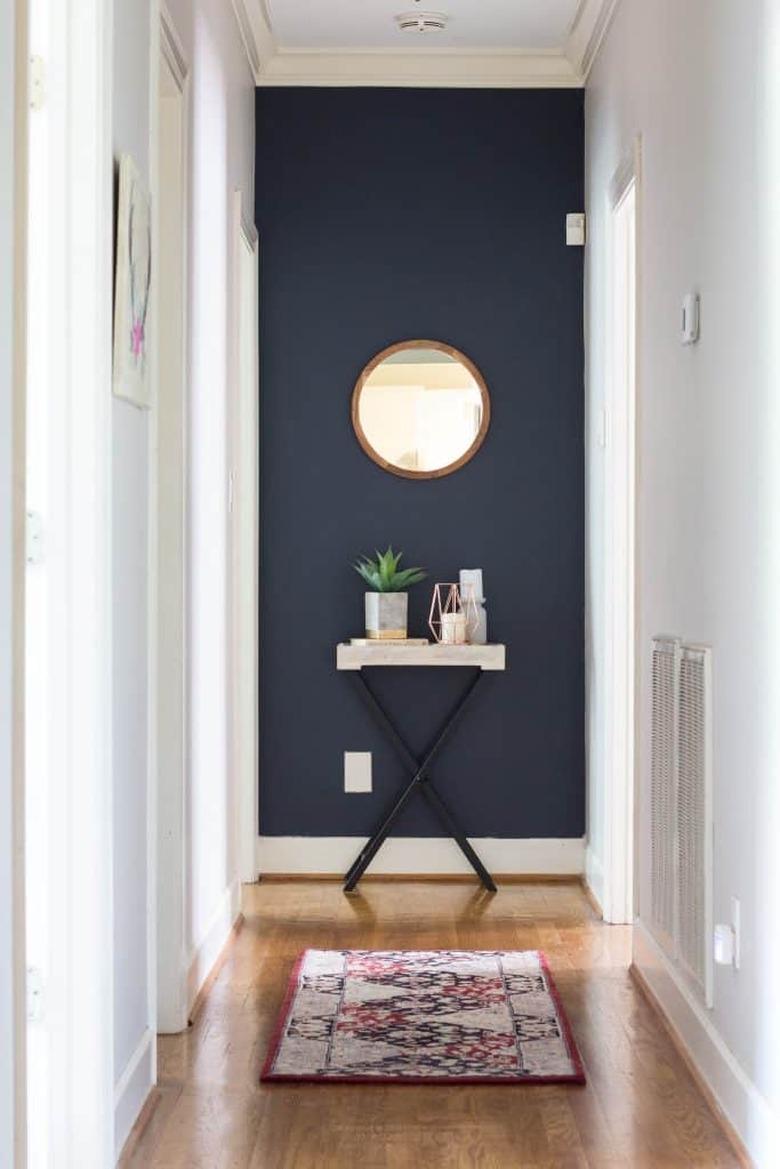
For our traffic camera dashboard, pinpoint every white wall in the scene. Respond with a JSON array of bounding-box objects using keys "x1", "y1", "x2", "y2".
[
  {"x1": 586, "y1": 1, "x2": 780, "y2": 1161},
  {"x1": 163, "y1": 0, "x2": 254, "y2": 1003},
  {"x1": 111, "y1": 0, "x2": 254, "y2": 1153},
  {"x1": 0, "y1": 0, "x2": 25, "y2": 1162}
]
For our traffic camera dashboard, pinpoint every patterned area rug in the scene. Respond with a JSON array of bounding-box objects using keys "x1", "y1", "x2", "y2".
[{"x1": 261, "y1": 949, "x2": 585, "y2": 1084}]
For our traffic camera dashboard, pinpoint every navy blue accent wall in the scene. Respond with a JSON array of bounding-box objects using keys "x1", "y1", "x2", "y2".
[{"x1": 256, "y1": 88, "x2": 584, "y2": 838}]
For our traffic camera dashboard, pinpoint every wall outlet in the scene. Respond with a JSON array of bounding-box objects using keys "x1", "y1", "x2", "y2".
[
  {"x1": 713, "y1": 900, "x2": 741, "y2": 970},
  {"x1": 713, "y1": 924, "x2": 734, "y2": 966},
  {"x1": 344, "y1": 752, "x2": 372, "y2": 794}
]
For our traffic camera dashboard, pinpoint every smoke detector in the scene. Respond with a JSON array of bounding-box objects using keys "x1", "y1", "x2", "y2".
[{"x1": 395, "y1": 11, "x2": 449, "y2": 35}]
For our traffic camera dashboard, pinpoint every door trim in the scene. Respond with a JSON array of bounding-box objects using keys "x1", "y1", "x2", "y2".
[
  {"x1": 230, "y1": 190, "x2": 260, "y2": 885},
  {"x1": 148, "y1": 0, "x2": 191, "y2": 1037},
  {"x1": 601, "y1": 135, "x2": 641, "y2": 925}
]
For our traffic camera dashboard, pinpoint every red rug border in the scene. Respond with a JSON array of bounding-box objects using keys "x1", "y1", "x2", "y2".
[{"x1": 260, "y1": 948, "x2": 586, "y2": 1086}]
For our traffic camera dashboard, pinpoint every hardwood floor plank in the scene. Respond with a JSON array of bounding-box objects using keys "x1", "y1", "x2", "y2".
[{"x1": 121, "y1": 880, "x2": 741, "y2": 1169}]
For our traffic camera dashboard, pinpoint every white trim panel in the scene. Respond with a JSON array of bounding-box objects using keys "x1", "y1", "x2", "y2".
[
  {"x1": 634, "y1": 920, "x2": 779, "y2": 1167},
  {"x1": 186, "y1": 880, "x2": 242, "y2": 1013},
  {"x1": 257, "y1": 837, "x2": 585, "y2": 877},
  {"x1": 114, "y1": 1028, "x2": 153, "y2": 1162},
  {"x1": 585, "y1": 845, "x2": 605, "y2": 914}
]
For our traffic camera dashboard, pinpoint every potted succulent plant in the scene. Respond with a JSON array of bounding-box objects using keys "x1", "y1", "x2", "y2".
[{"x1": 353, "y1": 547, "x2": 427, "y2": 640}]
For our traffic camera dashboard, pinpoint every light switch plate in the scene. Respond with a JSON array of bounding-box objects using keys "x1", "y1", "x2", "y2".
[
  {"x1": 731, "y1": 896, "x2": 741, "y2": 970},
  {"x1": 344, "y1": 752, "x2": 372, "y2": 793},
  {"x1": 681, "y1": 292, "x2": 700, "y2": 344},
  {"x1": 566, "y1": 212, "x2": 586, "y2": 246}
]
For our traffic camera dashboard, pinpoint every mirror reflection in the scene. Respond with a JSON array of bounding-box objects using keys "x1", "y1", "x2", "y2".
[{"x1": 352, "y1": 341, "x2": 490, "y2": 479}]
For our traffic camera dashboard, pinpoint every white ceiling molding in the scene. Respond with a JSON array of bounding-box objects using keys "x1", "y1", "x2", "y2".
[
  {"x1": 260, "y1": 49, "x2": 581, "y2": 89},
  {"x1": 231, "y1": 0, "x2": 275, "y2": 77},
  {"x1": 565, "y1": 0, "x2": 620, "y2": 79},
  {"x1": 231, "y1": 0, "x2": 617, "y2": 88}
]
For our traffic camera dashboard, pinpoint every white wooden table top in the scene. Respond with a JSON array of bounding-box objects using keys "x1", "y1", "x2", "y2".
[{"x1": 336, "y1": 643, "x2": 506, "y2": 671}]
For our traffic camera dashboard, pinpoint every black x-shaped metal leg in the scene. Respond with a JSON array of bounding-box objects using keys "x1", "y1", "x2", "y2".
[{"x1": 343, "y1": 669, "x2": 497, "y2": 893}]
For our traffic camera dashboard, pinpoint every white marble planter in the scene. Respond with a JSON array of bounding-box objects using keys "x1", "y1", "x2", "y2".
[{"x1": 365, "y1": 592, "x2": 408, "y2": 640}]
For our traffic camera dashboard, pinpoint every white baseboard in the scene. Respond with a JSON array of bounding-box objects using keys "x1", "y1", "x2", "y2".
[
  {"x1": 584, "y1": 844, "x2": 604, "y2": 913},
  {"x1": 634, "y1": 920, "x2": 778, "y2": 1167},
  {"x1": 256, "y1": 836, "x2": 584, "y2": 877},
  {"x1": 186, "y1": 877, "x2": 241, "y2": 1013},
  {"x1": 114, "y1": 1027, "x2": 154, "y2": 1162}
]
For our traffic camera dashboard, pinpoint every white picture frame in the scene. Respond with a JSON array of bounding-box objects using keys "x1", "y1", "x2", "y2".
[{"x1": 112, "y1": 153, "x2": 152, "y2": 408}]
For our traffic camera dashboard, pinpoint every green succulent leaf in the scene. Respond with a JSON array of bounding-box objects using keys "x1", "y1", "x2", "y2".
[
  {"x1": 392, "y1": 567, "x2": 427, "y2": 589},
  {"x1": 352, "y1": 546, "x2": 427, "y2": 593}
]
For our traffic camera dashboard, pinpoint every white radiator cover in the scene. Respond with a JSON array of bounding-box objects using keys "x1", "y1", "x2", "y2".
[
  {"x1": 650, "y1": 636, "x2": 680, "y2": 951},
  {"x1": 649, "y1": 637, "x2": 714, "y2": 1008}
]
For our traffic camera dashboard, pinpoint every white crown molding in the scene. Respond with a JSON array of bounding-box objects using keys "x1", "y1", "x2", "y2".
[
  {"x1": 233, "y1": 0, "x2": 617, "y2": 88},
  {"x1": 161, "y1": 3, "x2": 188, "y2": 88},
  {"x1": 260, "y1": 49, "x2": 580, "y2": 89},
  {"x1": 231, "y1": 0, "x2": 275, "y2": 77},
  {"x1": 565, "y1": 0, "x2": 620, "y2": 79}
]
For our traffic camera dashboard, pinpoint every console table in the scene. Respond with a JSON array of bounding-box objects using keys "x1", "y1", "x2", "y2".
[{"x1": 336, "y1": 642, "x2": 506, "y2": 893}]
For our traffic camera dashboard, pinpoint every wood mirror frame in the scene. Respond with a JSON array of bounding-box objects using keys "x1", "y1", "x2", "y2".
[{"x1": 351, "y1": 339, "x2": 491, "y2": 480}]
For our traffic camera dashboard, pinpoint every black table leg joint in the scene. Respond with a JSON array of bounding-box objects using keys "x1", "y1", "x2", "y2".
[{"x1": 343, "y1": 668, "x2": 496, "y2": 893}]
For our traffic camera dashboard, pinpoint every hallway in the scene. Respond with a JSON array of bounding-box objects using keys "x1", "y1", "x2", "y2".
[{"x1": 120, "y1": 882, "x2": 740, "y2": 1169}]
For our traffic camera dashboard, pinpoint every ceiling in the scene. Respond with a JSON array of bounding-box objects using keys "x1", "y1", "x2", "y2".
[
  {"x1": 264, "y1": 0, "x2": 582, "y2": 52},
  {"x1": 232, "y1": 0, "x2": 617, "y2": 86}
]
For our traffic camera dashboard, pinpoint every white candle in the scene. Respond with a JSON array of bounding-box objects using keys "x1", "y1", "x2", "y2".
[{"x1": 441, "y1": 612, "x2": 467, "y2": 645}]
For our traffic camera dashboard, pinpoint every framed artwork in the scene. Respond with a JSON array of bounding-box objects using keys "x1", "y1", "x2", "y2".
[{"x1": 112, "y1": 153, "x2": 152, "y2": 408}]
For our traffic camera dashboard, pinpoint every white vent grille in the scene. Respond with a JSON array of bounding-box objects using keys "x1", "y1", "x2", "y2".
[
  {"x1": 650, "y1": 637, "x2": 680, "y2": 947},
  {"x1": 395, "y1": 11, "x2": 449, "y2": 34},
  {"x1": 649, "y1": 637, "x2": 713, "y2": 1008},
  {"x1": 677, "y1": 646, "x2": 713, "y2": 1005}
]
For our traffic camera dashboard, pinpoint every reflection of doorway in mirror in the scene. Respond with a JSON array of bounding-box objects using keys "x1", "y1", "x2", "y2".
[
  {"x1": 352, "y1": 340, "x2": 490, "y2": 479},
  {"x1": 414, "y1": 386, "x2": 482, "y2": 471},
  {"x1": 359, "y1": 383, "x2": 421, "y2": 469},
  {"x1": 358, "y1": 362, "x2": 483, "y2": 473}
]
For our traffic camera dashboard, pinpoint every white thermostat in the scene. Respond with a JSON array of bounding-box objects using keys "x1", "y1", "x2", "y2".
[{"x1": 681, "y1": 292, "x2": 700, "y2": 344}]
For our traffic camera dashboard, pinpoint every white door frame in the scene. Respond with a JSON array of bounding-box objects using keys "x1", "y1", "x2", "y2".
[
  {"x1": 229, "y1": 191, "x2": 260, "y2": 886},
  {"x1": 602, "y1": 139, "x2": 640, "y2": 925},
  {"x1": 2, "y1": 2, "x2": 28, "y2": 1164},
  {"x1": 149, "y1": 2, "x2": 190, "y2": 1035},
  {"x1": 24, "y1": 0, "x2": 115, "y2": 1161}
]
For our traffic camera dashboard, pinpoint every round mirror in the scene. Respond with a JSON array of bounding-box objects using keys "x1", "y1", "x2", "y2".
[{"x1": 351, "y1": 340, "x2": 490, "y2": 479}]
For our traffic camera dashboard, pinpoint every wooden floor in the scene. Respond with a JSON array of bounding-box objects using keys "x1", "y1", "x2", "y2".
[{"x1": 120, "y1": 881, "x2": 740, "y2": 1169}]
